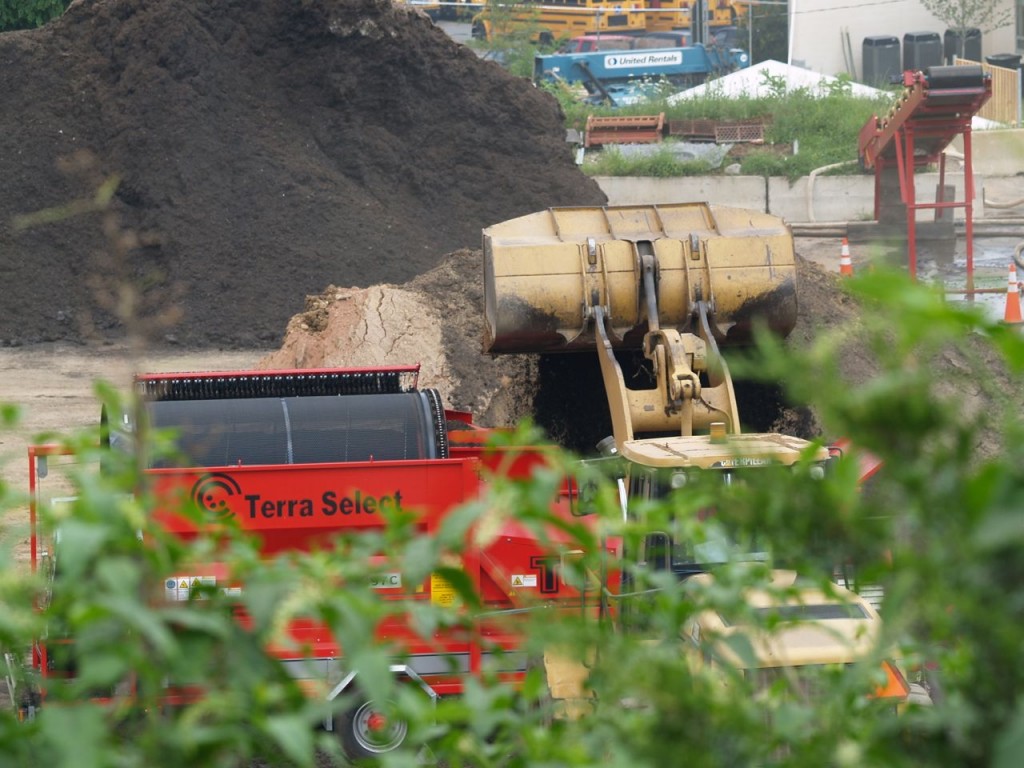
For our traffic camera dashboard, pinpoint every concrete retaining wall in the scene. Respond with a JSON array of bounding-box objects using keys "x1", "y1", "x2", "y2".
[
  {"x1": 594, "y1": 173, "x2": 993, "y2": 223},
  {"x1": 594, "y1": 130, "x2": 1024, "y2": 222},
  {"x1": 592, "y1": 175, "x2": 763, "y2": 210},
  {"x1": 950, "y1": 129, "x2": 1024, "y2": 178}
]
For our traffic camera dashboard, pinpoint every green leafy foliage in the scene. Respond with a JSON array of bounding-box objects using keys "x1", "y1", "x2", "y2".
[
  {"x1": 583, "y1": 144, "x2": 715, "y2": 177},
  {"x1": 919, "y1": 0, "x2": 1014, "y2": 36},
  {"x1": 470, "y1": 0, "x2": 560, "y2": 78},
  {"x1": 736, "y1": 1, "x2": 789, "y2": 64},
  {"x1": 3, "y1": 268, "x2": 1024, "y2": 766},
  {"x1": 730, "y1": 270, "x2": 1024, "y2": 764},
  {"x1": 0, "y1": 0, "x2": 68, "y2": 31}
]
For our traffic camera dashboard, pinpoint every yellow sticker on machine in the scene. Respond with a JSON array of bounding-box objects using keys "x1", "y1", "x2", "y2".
[{"x1": 430, "y1": 573, "x2": 457, "y2": 607}]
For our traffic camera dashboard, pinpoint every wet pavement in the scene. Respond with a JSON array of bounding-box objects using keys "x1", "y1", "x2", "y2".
[
  {"x1": 801, "y1": 233, "x2": 1024, "y2": 324},
  {"x1": 934, "y1": 236, "x2": 1023, "y2": 322}
]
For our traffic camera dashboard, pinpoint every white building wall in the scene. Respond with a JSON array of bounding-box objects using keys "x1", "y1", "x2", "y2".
[{"x1": 788, "y1": 0, "x2": 1018, "y2": 82}]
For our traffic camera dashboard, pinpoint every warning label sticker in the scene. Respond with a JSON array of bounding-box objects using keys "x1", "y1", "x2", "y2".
[
  {"x1": 511, "y1": 574, "x2": 538, "y2": 588},
  {"x1": 164, "y1": 575, "x2": 216, "y2": 601},
  {"x1": 430, "y1": 574, "x2": 458, "y2": 607}
]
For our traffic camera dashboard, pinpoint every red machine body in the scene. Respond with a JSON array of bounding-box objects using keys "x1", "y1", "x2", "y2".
[{"x1": 28, "y1": 365, "x2": 616, "y2": 754}]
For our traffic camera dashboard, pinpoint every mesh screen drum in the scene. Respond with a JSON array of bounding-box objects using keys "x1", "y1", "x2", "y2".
[{"x1": 144, "y1": 391, "x2": 448, "y2": 468}]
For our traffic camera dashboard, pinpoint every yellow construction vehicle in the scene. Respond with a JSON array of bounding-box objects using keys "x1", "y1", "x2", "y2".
[
  {"x1": 469, "y1": 1, "x2": 744, "y2": 42},
  {"x1": 471, "y1": 1, "x2": 646, "y2": 45},
  {"x1": 482, "y1": 200, "x2": 831, "y2": 593},
  {"x1": 482, "y1": 203, "x2": 910, "y2": 710},
  {"x1": 684, "y1": 570, "x2": 911, "y2": 706}
]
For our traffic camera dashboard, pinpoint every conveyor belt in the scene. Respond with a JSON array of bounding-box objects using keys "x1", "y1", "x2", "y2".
[
  {"x1": 858, "y1": 65, "x2": 991, "y2": 170},
  {"x1": 856, "y1": 65, "x2": 992, "y2": 282}
]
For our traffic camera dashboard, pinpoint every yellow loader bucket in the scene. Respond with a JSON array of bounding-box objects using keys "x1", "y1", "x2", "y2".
[{"x1": 482, "y1": 203, "x2": 798, "y2": 354}]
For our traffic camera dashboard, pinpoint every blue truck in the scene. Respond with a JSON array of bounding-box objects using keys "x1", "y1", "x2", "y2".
[{"x1": 534, "y1": 44, "x2": 749, "y2": 106}]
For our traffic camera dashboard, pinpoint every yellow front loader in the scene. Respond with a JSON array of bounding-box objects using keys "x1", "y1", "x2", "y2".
[{"x1": 481, "y1": 204, "x2": 911, "y2": 715}]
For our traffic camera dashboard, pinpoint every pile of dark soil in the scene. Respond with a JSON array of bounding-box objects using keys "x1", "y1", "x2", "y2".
[{"x1": 0, "y1": 0, "x2": 605, "y2": 348}]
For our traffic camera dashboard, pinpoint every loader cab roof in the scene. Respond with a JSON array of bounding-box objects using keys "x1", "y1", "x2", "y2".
[
  {"x1": 686, "y1": 571, "x2": 884, "y2": 668},
  {"x1": 621, "y1": 433, "x2": 830, "y2": 470}
]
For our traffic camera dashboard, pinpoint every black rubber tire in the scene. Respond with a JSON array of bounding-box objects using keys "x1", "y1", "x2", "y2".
[{"x1": 336, "y1": 694, "x2": 410, "y2": 762}]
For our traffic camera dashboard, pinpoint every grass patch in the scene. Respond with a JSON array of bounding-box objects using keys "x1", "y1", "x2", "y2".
[
  {"x1": 559, "y1": 76, "x2": 896, "y2": 180},
  {"x1": 584, "y1": 145, "x2": 716, "y2": 177}
]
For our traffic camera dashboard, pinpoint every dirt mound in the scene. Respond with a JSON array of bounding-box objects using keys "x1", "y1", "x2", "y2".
[
  {"x1": 0, "y1": 0, "x2": 605, "y2": 348},
  {"x1": 259, "y1": 248, "x2": 538, "y2": 427}
]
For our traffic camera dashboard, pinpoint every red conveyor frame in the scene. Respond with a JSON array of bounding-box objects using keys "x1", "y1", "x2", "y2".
[{"x1": 857, "y1": 67, "x2": 992, "y2": 289}]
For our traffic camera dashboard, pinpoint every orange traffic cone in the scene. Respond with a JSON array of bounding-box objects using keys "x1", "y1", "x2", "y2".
[
  {"x1": 1005, "y1": 264, "x2": 1023, "y2": 324},
  {"x1": 839, "y1": 238, "x2": 853, "y2": 277}
]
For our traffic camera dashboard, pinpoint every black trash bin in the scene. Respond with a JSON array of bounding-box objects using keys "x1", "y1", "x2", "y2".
[
  {"x1": 987, "y1": 53, "x2": 1024, "y2": 97},
  {"x1": 943, "y1": 27, "x2": 981, "y2": 64},
  {"x1": 863, "y1": 35, "x2": 901, "y2": 87},
  {"x1": 904, "y1": 30, "x2": 942, "y2": 71},
  {"x1": 986, "y1": 53, "x2": 1022, "y2": 70}
]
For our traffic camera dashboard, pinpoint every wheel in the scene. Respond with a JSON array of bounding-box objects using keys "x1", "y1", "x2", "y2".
[{"x1": 336, "y1": 694, "x2": 410, "y2": 761}]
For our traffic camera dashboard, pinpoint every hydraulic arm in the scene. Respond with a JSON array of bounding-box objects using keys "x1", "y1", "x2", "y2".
[{"x1": 482, "y1": 203, "x2": 823, "y2": 469}]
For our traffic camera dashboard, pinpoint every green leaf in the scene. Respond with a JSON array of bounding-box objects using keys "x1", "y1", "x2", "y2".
[
  {"x1": 0, "y1": 402, "x2": 19, "y2": 426},
  {"x1": 37, "y1": 704, "x2": 109, "y2": 768},
  {"x1": 264, "y1": 713, "x2": 316, "y2": 766},
  {"x1": 51, "y1": 518, "x2": 109, "y2": 579}
]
